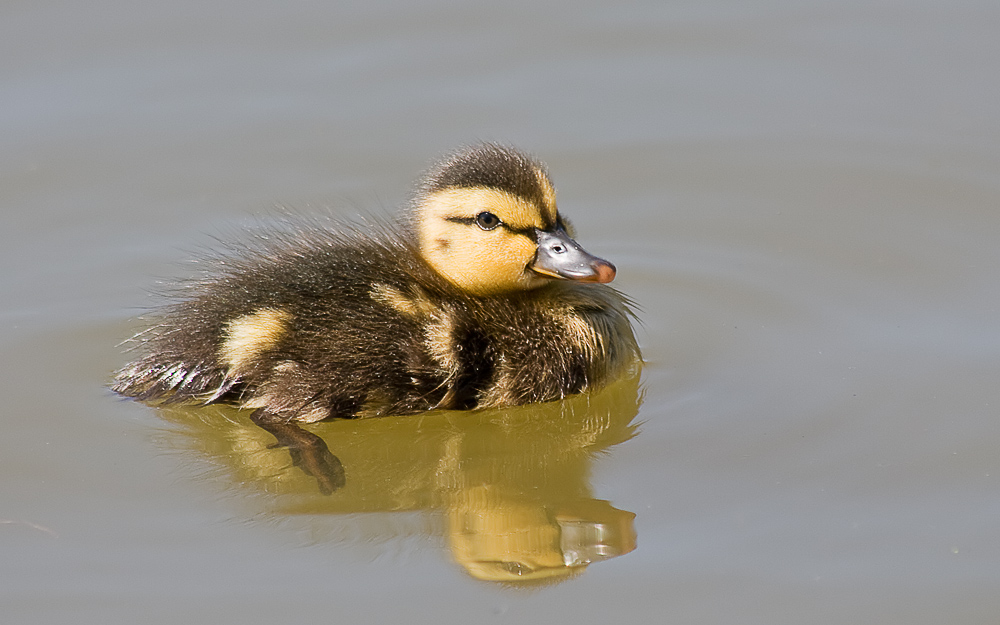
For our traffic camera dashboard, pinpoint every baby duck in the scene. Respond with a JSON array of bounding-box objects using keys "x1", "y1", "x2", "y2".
[{"x1": 114, "y1": 144, "x2": 639, "y2": 484}]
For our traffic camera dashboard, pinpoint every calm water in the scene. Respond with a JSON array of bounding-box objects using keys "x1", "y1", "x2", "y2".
[{"x1": 3, "y1": 0, "x2": 999, "y2": 623}]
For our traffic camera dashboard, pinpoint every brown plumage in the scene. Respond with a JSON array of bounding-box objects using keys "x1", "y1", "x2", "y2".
[{"x1": 113, "y1": 144, "x2": 639, "y2": 492}]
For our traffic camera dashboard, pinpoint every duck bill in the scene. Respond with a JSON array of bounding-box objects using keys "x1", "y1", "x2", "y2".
[{"x1": 530, "y1": 229, "x2": 616, "y2": 284}]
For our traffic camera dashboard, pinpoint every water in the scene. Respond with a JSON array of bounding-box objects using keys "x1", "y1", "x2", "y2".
[{"x1": 3, "y1": 1, "x2": 999, "y2": 622}]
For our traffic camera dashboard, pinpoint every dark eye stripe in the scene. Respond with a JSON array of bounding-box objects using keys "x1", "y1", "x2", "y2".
[
  {"x1": 444, "y1": 216, "x2": 537, "y2": 239},
  {"x1": 445, "y1": 216, "x2": 482, "y2": 227}
]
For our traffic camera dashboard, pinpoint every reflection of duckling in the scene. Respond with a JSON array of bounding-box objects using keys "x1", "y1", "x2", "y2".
[
  {"x1": 114, "y1": 144, "x2": 639, "y2": 451},
  {"x1": 449, "y1": 490, "x2": 637, "y2": 585},
  {"x1": 155, "y1": 369, "x2": 643, "y2": 584}
]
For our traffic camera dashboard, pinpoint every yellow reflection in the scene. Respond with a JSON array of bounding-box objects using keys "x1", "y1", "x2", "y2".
[{"x1": 157, "y1": 370, "x2": 642, "y2": 585}]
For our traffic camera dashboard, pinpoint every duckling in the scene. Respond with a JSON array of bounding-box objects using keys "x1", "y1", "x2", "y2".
[{"x1": 113, "y1": 143, "x2": 639, "y2": 490}]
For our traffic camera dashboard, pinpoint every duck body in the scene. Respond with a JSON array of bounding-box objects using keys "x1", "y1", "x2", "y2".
[{"x1": 114, "y1": 144, "x2": 639, "y2": 425}]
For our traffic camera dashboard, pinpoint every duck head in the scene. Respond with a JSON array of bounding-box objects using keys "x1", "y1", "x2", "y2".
[{"x1": 413, "y1": 143, "x2": 616, "y2": 296}]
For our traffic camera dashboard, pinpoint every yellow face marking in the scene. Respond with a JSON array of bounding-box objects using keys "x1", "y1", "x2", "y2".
[
  {"x1": 219, "y1": 308, "x2": 292, "y2": 373},
  {"x1": 427, "y1": 187, "x2": 548, "y2": 230},
  {"x1": 417, "y1": 187, "x2": 552, "y2": 295}
]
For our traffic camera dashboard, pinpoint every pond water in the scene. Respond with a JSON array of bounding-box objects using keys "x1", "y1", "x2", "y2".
[{"x1": 3, "y1": 0, "x2": 999, "y2": 623}]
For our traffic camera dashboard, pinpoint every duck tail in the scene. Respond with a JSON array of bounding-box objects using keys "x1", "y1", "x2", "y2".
[{"x1": 111, "y1": 356, "x2": 237, "y2": 405}]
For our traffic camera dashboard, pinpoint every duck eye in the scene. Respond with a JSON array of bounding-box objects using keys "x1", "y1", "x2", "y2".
[{"x1": 475, "y1": 212, "x2": 501, "y2": 231}]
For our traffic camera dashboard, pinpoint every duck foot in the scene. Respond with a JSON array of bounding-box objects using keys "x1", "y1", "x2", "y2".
[{"x1": 251, "y1": 409, "x2": 346, "y2": 495}]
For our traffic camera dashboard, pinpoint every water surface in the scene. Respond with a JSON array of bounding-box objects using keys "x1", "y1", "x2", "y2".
[{"x1": 3, "y1": 1, "x2": 999, "y2": 623}]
